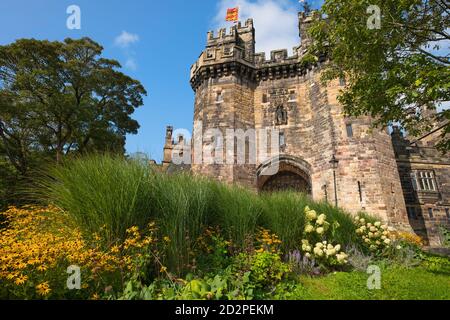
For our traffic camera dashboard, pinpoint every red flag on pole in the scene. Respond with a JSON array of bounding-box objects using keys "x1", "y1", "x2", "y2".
[{"x1": 225, "y1": 7, "x2": 239, "y2": 22}]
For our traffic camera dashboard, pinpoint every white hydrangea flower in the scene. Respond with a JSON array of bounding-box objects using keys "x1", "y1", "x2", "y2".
[
  {"x1": 313, "y1": 247, "x2": 324, "y2": 256},
  {"x1": 316, "y1": 227, "x2": 324, "y2": 235},
  {"x1": 306, "y1": 210, "x2": 317, "y2": 220},
  {"x1": 336, "y1": 252, "x2": 348, "y2": 263}
]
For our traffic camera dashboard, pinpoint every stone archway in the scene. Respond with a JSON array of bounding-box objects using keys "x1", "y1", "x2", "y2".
[{"x1": 257, "y1": 155, "x2": 312, "y2": 195}]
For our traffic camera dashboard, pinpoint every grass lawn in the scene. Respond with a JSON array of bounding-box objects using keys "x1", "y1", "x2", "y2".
[{"x1": 290, "y1": 266, "x2": 450, "y2": 300}]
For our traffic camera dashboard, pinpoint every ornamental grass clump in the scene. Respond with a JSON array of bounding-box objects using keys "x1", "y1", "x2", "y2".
[{"x1": 35, "y1": 155, "x2": 156, "y2": 245}]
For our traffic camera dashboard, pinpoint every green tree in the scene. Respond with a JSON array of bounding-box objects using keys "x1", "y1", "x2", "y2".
[
  {"x1": 0, "y1": 37, "x2": 147, "y2": 175},
  {"x1": 309, "y1": 0, "x2": 449, "y2": 151}
]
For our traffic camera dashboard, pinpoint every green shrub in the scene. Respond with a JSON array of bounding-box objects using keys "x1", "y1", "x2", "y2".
[
  {"x1": 420, "y1": 253, "x2": 450, "y2": 275},
  {"x1": 195, "y1": 228, "x2": 231, "y2": 273},
  {"x1": 232, "y1": 251, "x2": 290, "y2": 290},
  {"x1": 438, "y1": 225, "x2": 450, "y2": 248}
]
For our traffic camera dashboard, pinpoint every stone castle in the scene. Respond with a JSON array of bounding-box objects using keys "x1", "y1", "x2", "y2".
[{"x1": 163, "y1": 11, "x2": 450, "y2": 246}]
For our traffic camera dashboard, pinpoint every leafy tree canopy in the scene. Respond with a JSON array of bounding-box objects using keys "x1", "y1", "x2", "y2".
[
  {"x1": 309, "y1": 0, "x2": 449, "y2": 151},
  {"x1": 0, "y1": 37, "x2": 147, "y2": 174}
]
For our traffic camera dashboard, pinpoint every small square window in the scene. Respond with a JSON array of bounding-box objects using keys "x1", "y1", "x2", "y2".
[
  {"x1": 445, "y1": 208, "x2": 450, "y2": 219},
  {"x1": 346, "y1": 124, "x2": 353, "y2": 138},
  {"x1": 428, "y1": 208, "x2": 434, "y2": 219},
  {"x1": 339, "y1": 77, "x2": 346, "y2": 86},
  {"x1": 289, "y1": 91, "x2": 297, "y2": 101},
  {"x1": 262, "y1": 93, "x2": 268, "y2": 103}
]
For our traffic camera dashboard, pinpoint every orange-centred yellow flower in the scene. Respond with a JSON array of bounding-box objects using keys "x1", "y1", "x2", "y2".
[
  {"x1": 14, "y1": 274, "x2": 28, "y2": 285},
  {"x1": 36, "y1": 282, "x2": 51, "y2": 296}
]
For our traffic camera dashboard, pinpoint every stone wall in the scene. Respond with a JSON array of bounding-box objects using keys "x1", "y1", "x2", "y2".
[
  {"x1": 161, "y1": 10, "x2": 450, "y2": 243},
  {"x1": 392, "y1": 127, "x2": 450, "y2": 245}
]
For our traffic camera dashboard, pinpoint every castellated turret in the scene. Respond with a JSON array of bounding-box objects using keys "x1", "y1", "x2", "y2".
[{"x1": 180, "y1": 11, "x2": 417, "y2": 232}]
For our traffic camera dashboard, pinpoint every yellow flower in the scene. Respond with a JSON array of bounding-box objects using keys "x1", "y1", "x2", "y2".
[
  {"x1": 6, "y1": 272, "x2": 19, "y2": 280},
  {"x1": 306, "y1": 210, "x2": 317, "y2": 220},
  {"x1": 14, "y1": 275, "x2": 28, "y2": 285},
  {"x1": 126, "y1": 226, "x2": 139, "y2": 234},
  {"x1": 110, "y1": 245, "x2": 120, "y2": 253},
  {"x1": 37, "y1": 265, "x2": 48, "y2": 272},
  {"x1": 36, "y1": 282, "x2": 51, "y2": 296},
  {"x1": 160, "y1": 266, "x2": 168, "y2": 273},
  {"x1": 163, "y1": 236, "x2": 171, "y2": 243}
]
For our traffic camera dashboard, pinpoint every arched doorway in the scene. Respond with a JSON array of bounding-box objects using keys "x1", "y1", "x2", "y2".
[{"x1": 257, "y1": 155, "x2": 312, "y2": 195}]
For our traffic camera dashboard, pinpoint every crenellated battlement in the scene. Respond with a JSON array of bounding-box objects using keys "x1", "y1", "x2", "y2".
[
  {"x1": 253, "y1": 48, "x2": 302, "y2": 66},
  {"x1": 206, "y1": 18, "x2": 254, "y2": 44},
  {"x1": 206, "y1": 27, "x2": 237, "y2": 44},
  {"x1": 190, "y1": 11, "x2": 320, "y2": 89}
]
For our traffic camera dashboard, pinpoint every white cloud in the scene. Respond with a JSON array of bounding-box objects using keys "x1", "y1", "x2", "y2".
[
  {"x1": 213, "y1": 0, "x2": 299, "y2": 56},
  {"x1": 125, "y1": 58, "x2": 137, "y2": 71},
  {"x1": 114, "y1": 31, "x2": 139, "y2": 48},
  {"x1": 113, "y1": 31, "x2": 140, "y2": 71}
]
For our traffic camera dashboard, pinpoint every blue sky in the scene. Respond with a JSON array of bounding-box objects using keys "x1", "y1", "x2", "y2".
[{"x1": 0, "y1": 0, "x2": 321, "y2": 161}]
